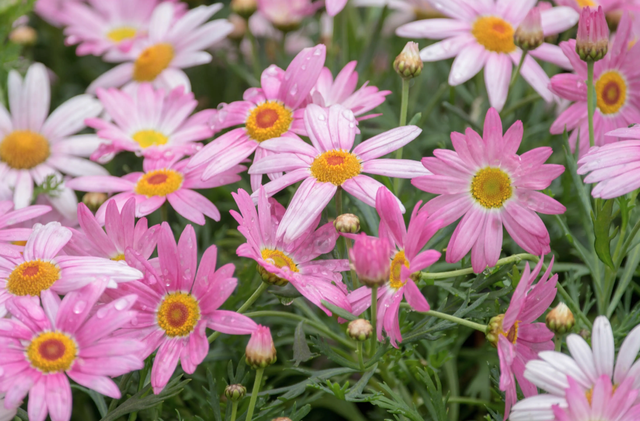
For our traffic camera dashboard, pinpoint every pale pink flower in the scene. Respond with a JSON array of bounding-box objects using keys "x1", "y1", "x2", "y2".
[
  {"x1": 413, "y1": 108, "x2": 565, "y2": 273},
  {"x1": 249, "y1": 103, "x2": 428, "y2": 242},
  {"x1": 311, "y1": 61, "x2": 391, "y2": 121},
  {"x1": 0, "y1": 202, "x2": 50, "y2": 258},
  {"x1": 257, "y1": 0, "x2": 321, "y2": 29},
  {"x1": 88, "y1": 84, "x2": 214, "y2": 162},
  {"x1": 246, "y1": 325, "x2": 277, "y2": 368},
  {"x1": 0, "y1": 279, "x2": 144, "y2": 421},
  {"x1": 351, "y1": 0, "x2": 442, "y2": 34},
  {"x1": 0, "y1": 63, "x2": 106, "y2": 219},
  {"x1": 396, "y1": 0, "x2": 579, "y2": 111},
  {"x1": 0, "y1": 222, "x2": 143, "y2": 316},
  {"x1": 0, "y1": 395, "x2": 16, "y2": 421},
  {"x1": 326, "y1": 0, "x2": 348, "y2": 16},
  {"x1": 231, "y1": 188, "x2": 351, "y2": 315},
  {"x1": 349, "y1": 233, "x2": 392, "y2": 287},
  {"x1": 107, "y1": 223, "x2": 258, "y2": 394},
  {"x1": 577, "y1": 139, "x2": 640, "y2": 198},
  {"x1": 87, "y1": 3, "x2": 233, "y2": 93},
  {"x1": 556, "y1": 0, "x2": 640, "y2": 14},
  {"x1": 188, "y1": 45, "x2": 327, "y2": 192},
  {"x1": 576, "y1": 5, "x2": 610, "y2": 61},
  {"x1": 35, "y1": 0, "x2": 81, "y2": 26},
  {"x1": 550, "y1": 13, "x2": 640, "y2": 156},
  {"x1": 348, "y1": 187, "x2": 442, "y2": 347},
  {"x1": 67, "y1": 156, "x2": 244, "y2": 225}
]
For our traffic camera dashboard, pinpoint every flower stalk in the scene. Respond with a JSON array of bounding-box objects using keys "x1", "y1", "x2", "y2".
[{"x1": 245, "y1": 368, "x2": 264, "y2": 421}]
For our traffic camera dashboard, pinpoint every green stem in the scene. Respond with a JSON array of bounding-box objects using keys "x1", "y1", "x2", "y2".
[
  {"x1": 357, "y1": 341, "x2": 365, "y2": 370},
  {"x1": 246, "y1": 28, "x2": 261, "y2": 81},
  {"x1": 128, "y1": 356, "x2": 153, "y2": 421},
  {"x1": 554, "y1": 335, "x2": 562, "y2": 352},
  {"x1": 408, "y1": 306, "x2": 487, "y2": 332},
  {"x1": 587, "y1": 61, "x2": 596, "y2": 148},
  {"x1": 335, "y1": 187, "x2": 343, "y2": 216},
  {"x1": 208, "y1": 282, "x2": 269, "y2": 343},
  {"x1": 230, "y1": 401, "x2": 239, "y2": 421},
  {"x1": 370, "y1": 286, "x2": 378, "y2": 356},
  {"x1": 394, "y1": 78, "x2": 410, "y2": 195},
  {"x1": 160, "y1": 202, "x2": 168, "y2": 222},
  {"x1": 420, "y1": 253, "x2": 537, "y2": 280},
  {"x1": 246, "y1": 368, "x2": 264, "y2": 421},
  {"x1": 510, "y1": 51, "x2": 527, "y2": 87}
]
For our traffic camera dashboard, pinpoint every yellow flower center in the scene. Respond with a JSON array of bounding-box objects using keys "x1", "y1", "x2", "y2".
[
  {"x1": 245, "y1": 101, "x2": 293, "y2": 142},
  {"x1": 596, "y1": 71, "x2": 627, "y2": 115},
  {"x1": 0, "y1": 130, "x2": 50, "y2": 169},
  {"x1": 11, "y1": 240, "x2": 27, "y2": 246},
  {"x1": 471, "y1": 16, "x2": 516, "y2": 54},
  {"x1": 132, "y1": 130, "x2": 169, "y2": 148},
  {"x1": 133, "y1": 43, "x2": 174, "y2": 82},
  {"x1": 7, "y1": 260, "x2": 61, "y2": 296},
  {"x1": 389, "y1": 250, "x2": 410, "y2": 289},
  {"x1": 106, "y1": 26, "x2": 137, "y2": 42},
  {"x1": 27, "y1": 331, "x2": 77, "y2": 373},
  {"x1": 134, "y1": 169, "x2": 183, "y2": 197},
  {"x1": 486, "y1": 314, "x2": 519, "y2": 346},
  {"x1": 577, "y1": 0, "x2": 596, "y2": 7},
  {"x1": 585, "y1": 384, "x2": 617, "y2": 405},
  {"x1": 309, "y1": 150, "x2": 362, "y2": 186},
  {"x1": 261, "y1": 249, "x2": 299, "y2": 272},
  {"x1": 471, "y1": 167, "x2": 512, "y2": 209},
  {"x1": 111, "y1": 254, "x2": 126, "y2": 261},
  {"x1": 156, "y1": 292, "x2": 201, "y2": 337}
]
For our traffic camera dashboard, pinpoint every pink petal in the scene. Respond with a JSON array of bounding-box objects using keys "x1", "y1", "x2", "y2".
[{"x1": 207, "y1": 310, "x2": 257, "y2": 335}]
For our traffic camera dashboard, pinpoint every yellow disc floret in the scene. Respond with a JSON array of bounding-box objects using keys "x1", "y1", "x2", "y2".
[
  {"x1": 157, "y1": 292, "x2": 201, "y2": 337},
  {"x1": 245, "y1": 101, "x2": 293, "y2": 142},
  {"x1": 576, "y1": 0, "x2": 596, "y2": 6},
  {"x1": 27, "y1": 331, "x2": 77, "y2": 373},
  {"x1": 133, "y1": 43, "x2": 174, "y2": 82},
  {"x1": 471, "y1": 167, "x2": 512, "y2": 209},
  {"x1": 472, "y1": 16, "x2": 517, "y2": 54},
  {"x1": 261, "y1": 249, "x2": 299, "y2": 272},
  {"x1": 486, "y1": 314, "x2": 519, "y2": 347},
  {"x1": 596, "y1": 71, "x2": 627, "y2": 115},
  {"x1": 389, "y1": 250, "x2": 410, "y2": 289},
  {"x1": 111, "y1": 254, "x2": 126, "y2": 261},
  {"x1": 310, "y1": 150, "x2": 362, "y2": 186},
  {"x1": 0, "y1": 130, "x2": 50, "y2": 169},
  {"x1": 135, "y1": 169, "x2": 183, "y2": 197},
  {"x1": 107, "y1": 27, "x2": 137, "y2": 43},
  {"x1": 7, "y1": 260, "x2": 61, "y2": 296},
  {"x1": 132, "y1": 130, "x2": 169, "y2": 148}
]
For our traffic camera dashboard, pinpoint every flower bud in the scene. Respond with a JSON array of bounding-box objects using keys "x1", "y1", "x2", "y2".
[
  {"x1": 545, "y1": 302, "x2": 575, "y2": 334},
  {"x1": 256, "y1": 264, "x2": 289, "y2": 286},
  {"x1": 228, "y1": 14, "x2": 247, "y2": 40},
  {"x1": 82, "y1": 192, "x2": 108, "y2": 212},
  {"x1": 224, "y1": 384, "x2": 246, "y2": 401},
  {"x1": 347, "y1": 319, "x2": 372, "y2": 341},
  {"x1": 231, "y1": 0, "x2": 257, "y2": 19},
  {"x1": 246, "y1": 325, "x2": 277, "y2": 369},
  {"x1": 334, "y1": 213, "x2": 360, "y2": 234},
  {"x1": 514, "y1": 8, "x2": 543, "y2": 51},
  {"x1": 393, "y1": 42, "x2": 423, "y2": 80},
  {"x1": 9, "y1": 26, "x2": 37, "y2": 46},
  {"x1": 576, "y1": 6, "x2": 609, "y2": 62},
  {"x1": 485, "y1": 314, "x2": 505, "y2": 347},
  {"x1": 349, "y1": 233, "x2": 391, "y2": 288}
]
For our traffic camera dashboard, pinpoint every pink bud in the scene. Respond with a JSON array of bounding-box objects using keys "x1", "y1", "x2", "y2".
[
  {"x1": 246, "y1": 325, "x2": 277, "y2": 369},
  {"x1": 349, "y1": 233, "x2": 391, "y2": 288},
  {"x1": 514, "y1": 7, "x2": 543, "y2": 51},
  {"x1": 576, "y1": 6, "x2": 609, "y2": 62}
]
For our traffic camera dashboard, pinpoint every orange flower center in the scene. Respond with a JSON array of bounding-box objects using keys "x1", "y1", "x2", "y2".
[
  {"x1": 0, "y1": 130, "x2": 50, "y2": 169},
  {"x1": 133, "y1": 43, "x2": 174, "y2": 82},
  {"x1": 309, "y1": 150, "x2": 362, "y2": 186},
  {"x1": 596, "y1": 71, "x2": 627, "y2": 115},
  {"x1": 245, "y1": 101, "x2": 293, "y2": 142},
  {"x1": 7, "y1": 260, "x2": 61, "y2": 296},
  {"x1": 135, "y1": 169, "x2": 183, "y2": 197},
  {"x1": 27, "y1": 331, "x2": 77, "y2": 373},
  {"x1": 156, "y1": 292, "x2": 201, "y2": 337}
]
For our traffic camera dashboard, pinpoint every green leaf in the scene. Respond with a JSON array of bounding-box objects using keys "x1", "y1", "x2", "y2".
[
  {"x1": 321, "y1": 300, "x2": 356, "y2": 321},
  {"x1": 408, "y1": 112, "x2": 422, "y2": 126},
  {"x1": 292, "y1": 321, "x2": 318, "y2": 366},
  {"x1": 593, "y1": 199, "x2": 616, "y2": 269},
  {"x1": 204, "y1": 369, "x2": 223, "y2": 421},
  {"x1": 71, "y1": 385, "x2": 108, "y2": 417}
]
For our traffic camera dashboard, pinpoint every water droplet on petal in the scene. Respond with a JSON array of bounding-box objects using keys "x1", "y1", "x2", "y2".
[
  {"x1": 96, "y1": 307, "x2": 109, "y2": 319},
  {"x1": 114, "y1": 299, "x2": 128, "y2": 311},
  {"x1": 318, "y1": 114, "x2": 326, "y2": 121},
  {"x1": 73, "y1": 301, "x2": 87, "y2": 314}
]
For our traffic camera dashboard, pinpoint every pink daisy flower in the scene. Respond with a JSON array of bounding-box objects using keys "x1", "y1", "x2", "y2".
[
  {"x1": 88, "y1": 84, "x2": 214, "y2": 163},
  {"x1": 0, "y1": 63, "x2": 106, "y2": 219},
  {"x1": 257, "y1": 0, "x2": 321, "y2": 29},
  {"x1": 348, "y1": 187, "x2": 442, "y2": 348},
  {"x1": 311, "y1": 61, "x2": 391, "y2": 121},
  {"x1": 188, "y1": 45, "x2": 327, "y2": 191},
  {"x1": 231, "y1": 188, "x2": 351, "y2": 315},
  {"x1": 395, "y1": 0, "x2": 579, "y2": 111},
  {"x1": 248, "y1": 103, "x2": 428, "y2": 242},
  {"x1": 556, "y1": 0, "x2": 640, "y2": 13},
  {"x1": 0, "y1": 221, "x2": 143, "y2": 316},
  {"x1": 0, "y1": 279, "x2": 144, "y2": 421},
  {"x1": 107, "y1": 223, "x2": 258, "y2": 394},
  {"x1": 352, "y1": 0, "x2": 442, "y2": 34},
  {"x1": 550, "y1": 13, "x2": 640, "y2": 156},
  {"x1": 87, "y1": 3, "x2": 233, "y2": 93},
  {"x1": 34, "y1": 0, "x2": 81, "y2": 26},
  {"x1": 0, "y1": 202, "x2": 50, "y2": 258},
  {"x1": 577, "y1": 139, "x2": 640, "y2": 198},
  {"x1": 67, "y1": 156, "x2": 244, "y2": 225},
  {"x1": 413, "y1": 108, "x2": 566, "y2": 273}
]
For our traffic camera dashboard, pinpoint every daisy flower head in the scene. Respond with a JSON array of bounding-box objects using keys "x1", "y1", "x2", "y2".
[
  {"x1": 550, "y1": 13, "x2": 640, "y2": 156},
  {"x1": 88, "y1": 83, "x2": 214, "y2": 163},
  {"x1": 231, "y1": 188, "x2": 351, "y2": 315},
  {"x1": 34, "y1": 0, "x2": 82, "y2": 26},
  {"x1": 0, "y1": 221, "x2": 143, "y2": 316},
  {"x1": 0, "y1": 279, "x2": 144, "y2": 421},
  {"x1": 348, "y1": 187, "x2": 442, "y2": 347},
  {"x1": 556, "y1": 0, "x2": 640, "y2": 13},
  {"x1": 67, "y1": 155, "x2": 244, "y2": 225},
  {"x1": 413, "y1": 108, "x2": 566, "y2": 273},
  {"x1": 0, "y1": 63, "x2": 106, "y2": 219},
  {"x1": 0, "y1": 201, "x2": 51, "y2": 258},
  {"x1": 107, "y1": 223, "x2": 258, "y2": 394},
  {"x1": 87, "y1": 3, "x2": 233, "y2": 94},
  {"x1": 188, "y1": 44, "x2": 327, "y2": 192},
  {"x1": 249, "y1": 103, "x2": 429, "y2": 242},
  {"x1": 311, "y1": 61, "x2": 391, "y2": 120},
  {"x1": 396, "y1": 1, "x2": 579, "y2": 111}
]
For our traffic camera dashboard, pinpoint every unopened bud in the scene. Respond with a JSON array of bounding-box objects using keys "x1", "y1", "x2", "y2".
[
  {"x1": 82, "y1": 192, "x2": 108, "y2": 212},
  {"x1": 9, "y1": 26, "x2": 37, "y2": 46},
  {"x1": 334, "y1": 213, "x2": 360, "y2": 234},
  {"x1": 393, "y1": 42, "x2": 423, "y2": 80},
  {"x1": 257, "y1": 264, "x2": 289, "y2": 286},
  {"x1": 246, "y1": 325, "x2": 277, "y2": 369},
  {"x1": 576, "y1": 6, "x2": 609, "y2": 62},
  {"x1": 514, "y1": 8, "x2": 543, "y2": 51},
  {"x1": 228, "y1": 14, "x2": 247, "y2": 40},
  {"x1": 224, "y1": 384, "x2": 246, "y2": 401},
  {"x1": 231, "y1": 0, "x2": 257, "y2": 19},
  {"x1": 545, "y1": 303, "x2": 575, "y2": 334},
  {"x1": 347, "y1": 319, "x2": 372, "y2": 341},
  {"x1": 349, "y1": 233, "x2": 391, "y2": 288}
]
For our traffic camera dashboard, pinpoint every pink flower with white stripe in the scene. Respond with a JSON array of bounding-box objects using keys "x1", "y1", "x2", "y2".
[
  {"x1": 396, "y1": 0, "x2": 579, "y2": 111},
  {"x1": 188, "y1": 45, "x2": 327, "y2": 192},
  {"x1": 348, "y1": 187, "x2": 442, "y2": 348},
  {"x1": 0, "y1": 279, "x2": 144, "y2": 421},
  {"x1": 88, "y1": 84, "x2": 214, "y2": 162},
  {"x1": 248, "y1": 103, "x2": 428, "y2": 242},
  {"x1": 67, "y1": 156, "x2": 244, "y2": 225},
  {"x1": 107, "y1": 223, "x2": 258, "y2": 394},
  {"x1": 413, "y1": 108, "x2": 566, "y2": 273},
  {"x1": 231, "y1": 188, "x2": 351, "y2": 316},
  {"x1": 550, "y1": 13, "x2": 640, "y2": 156},
  {"x1": 0, "y1": 202, "x2": 50, "y2": 258}
]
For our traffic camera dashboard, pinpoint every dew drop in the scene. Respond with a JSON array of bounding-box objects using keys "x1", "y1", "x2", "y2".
[
  {"x1": 313, "y1": 47, "x2": 323, "y2": 56},
  {"x1": 114, "y1": 299, "x2": 128, "y2": 311},
  {"x1": 96, "y1": 307, "x2": 109, "y2": 319},
  {"x1": 73, "y1": 301, "x2": 87, "y2": 314},
  {"x1": 318, "y1": 114, "x2": 326, "y2": 121},
  {"x1": 289, "y1": 84, "x2": 298, "y2": 97}
]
